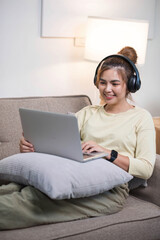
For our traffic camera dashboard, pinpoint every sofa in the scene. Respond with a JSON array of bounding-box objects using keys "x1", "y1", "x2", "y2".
[
  {"x1": 0, "y1": 95, "x2": 160, "y2": 240},
  {"x1": 153, "y1": 117, "x2": 160, "y2": 155}
]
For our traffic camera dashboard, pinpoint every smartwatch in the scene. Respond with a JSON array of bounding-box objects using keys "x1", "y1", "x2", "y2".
[{"x1": 109, "y1": 150, "x2": 118, "y2": 162}]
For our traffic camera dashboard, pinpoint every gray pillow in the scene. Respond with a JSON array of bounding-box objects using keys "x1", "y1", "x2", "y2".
[
  {"x1": 128, "y1": 177, "x2": 147, "y2": 190},
  {"x1": 0, "y1": 153, "x2": 133, "y2": 199}
]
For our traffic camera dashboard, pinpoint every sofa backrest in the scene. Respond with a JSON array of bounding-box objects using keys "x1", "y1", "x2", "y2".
[{"x1": 0, "y1": 95, "x2": 92, "y2": 160}]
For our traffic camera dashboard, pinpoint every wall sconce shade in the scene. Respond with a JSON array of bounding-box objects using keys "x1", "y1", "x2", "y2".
[{"x1": 85, "y1": 17, "x2": 149, "y2": 64}]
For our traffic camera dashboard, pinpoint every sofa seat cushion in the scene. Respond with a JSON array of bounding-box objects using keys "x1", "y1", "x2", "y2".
[{"x1": 1, "y1": 196, "x2": 160, "y2": 240}]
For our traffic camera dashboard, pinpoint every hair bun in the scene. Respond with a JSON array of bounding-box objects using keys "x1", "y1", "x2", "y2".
[{"x1": 118, "y1": 46, "x2": 138, "y2": 64}]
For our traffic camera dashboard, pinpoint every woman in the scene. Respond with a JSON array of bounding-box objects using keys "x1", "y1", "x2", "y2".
[
  {"x1": 2, "y1": 46, "x2": 154, "y2": 229},
  {"x1": 20, "y1": 46, "x2": 156, "y2": 180},
  {"x1": 77, "y1": 46, "x2": 156, "y2": 180}
]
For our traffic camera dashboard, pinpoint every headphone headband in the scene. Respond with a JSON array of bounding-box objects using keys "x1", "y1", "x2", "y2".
[{"x1": 94, "y1": 54, "x2": 141, "y2": 93}]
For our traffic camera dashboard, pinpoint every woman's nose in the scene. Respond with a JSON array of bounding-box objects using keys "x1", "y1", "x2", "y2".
[{"x1": 105, "y1": 83, "x2": 112, "y2": 92}]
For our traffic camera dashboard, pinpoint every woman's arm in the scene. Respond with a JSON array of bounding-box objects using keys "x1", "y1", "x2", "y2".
[
  {"x1": 111, "y1": 154, "x2": 129, "y2": 172},
  {"x1": 81, "y1": 141, "x2": 129, "y2": 172},
  {"x1": 128, "y1": 110, "x2": 156, "y2": 180},
  {"x1": 128, "y1": 129, "x2": 155, "y2": 179}
]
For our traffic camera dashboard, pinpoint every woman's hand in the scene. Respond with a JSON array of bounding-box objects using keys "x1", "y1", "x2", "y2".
[
  {"x1": 81, "y1": 141, "x2": 109, "y2": 155},
  {"x1": 19, "y1": 135, "x2": 34, "y2": 153}
]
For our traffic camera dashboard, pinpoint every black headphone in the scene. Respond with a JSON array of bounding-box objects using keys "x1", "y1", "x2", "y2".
[{"x1": 94, "y1": 54, "x2": 141, "y2": 93}]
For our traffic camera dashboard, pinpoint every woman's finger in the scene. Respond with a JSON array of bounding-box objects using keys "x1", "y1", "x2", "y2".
[
  {"x1": 82, "y1": 142, "x2": 96, "y2": 153},
  {"x1": 19, "y1": 136, "x2": 34, "y2": 153}
]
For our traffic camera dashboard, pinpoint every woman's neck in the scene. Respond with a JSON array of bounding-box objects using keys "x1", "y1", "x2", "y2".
[{"x1": 104, "y1": 100, "x2": 134, "y2": 114}]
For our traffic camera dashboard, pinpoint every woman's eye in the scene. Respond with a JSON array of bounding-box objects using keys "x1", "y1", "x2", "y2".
[{"x1": 99, "y1": 81, "x2": 106, "y2": 85}]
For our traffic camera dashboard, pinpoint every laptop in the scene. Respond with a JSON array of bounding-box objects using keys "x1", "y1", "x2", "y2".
[{"x1": 19, "y1": 108, "x2": 108, "y2": 162}]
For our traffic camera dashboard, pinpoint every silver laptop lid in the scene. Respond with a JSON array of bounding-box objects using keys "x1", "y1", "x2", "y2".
[{"x1": 19, "y1": 108, "x2": 84, "y2": 161}]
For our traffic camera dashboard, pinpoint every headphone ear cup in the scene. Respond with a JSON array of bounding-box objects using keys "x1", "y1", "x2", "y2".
[
  {"x1": 128, "y1": 76, "x2": 141, "y2": 93},
  {"x1": 128, "y1": 76, "x2": 137, "y2": 93},
  {"x1": 94, "y1": 75, "x2": 97, "y2": 85}
]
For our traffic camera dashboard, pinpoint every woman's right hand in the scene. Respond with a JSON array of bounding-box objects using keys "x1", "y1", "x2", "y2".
[{"x1": 19, "y1": 136, "x2": 34, "y2": 153}]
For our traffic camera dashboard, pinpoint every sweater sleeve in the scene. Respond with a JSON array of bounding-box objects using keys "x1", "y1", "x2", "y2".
[{"x1": 128, "y1": 111, "x2": 156, "y2": 179}]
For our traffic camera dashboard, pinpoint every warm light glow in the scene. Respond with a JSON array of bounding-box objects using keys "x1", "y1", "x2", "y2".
[{"x1": 84, "y1": 17, "x2": 149, "y2": 64}]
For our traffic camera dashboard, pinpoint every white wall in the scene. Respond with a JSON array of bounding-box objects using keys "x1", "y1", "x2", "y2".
[{"x1": 0, "y1": 0, "x2": 160, "y2": 116}]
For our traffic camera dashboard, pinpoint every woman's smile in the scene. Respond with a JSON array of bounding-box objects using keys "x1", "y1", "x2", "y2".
[{"x1": 104, "y1": 94, "x2": 115, "y2": 100}]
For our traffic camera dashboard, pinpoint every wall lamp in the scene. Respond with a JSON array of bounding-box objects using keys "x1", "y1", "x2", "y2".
[{"x1": 84, "y1": 16, "x2": 149, "y2": 64}]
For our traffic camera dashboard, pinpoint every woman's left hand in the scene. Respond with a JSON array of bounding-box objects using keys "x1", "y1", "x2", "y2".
[{"x1": 81, "y1": 141, "x2": 109, "y2": 154}]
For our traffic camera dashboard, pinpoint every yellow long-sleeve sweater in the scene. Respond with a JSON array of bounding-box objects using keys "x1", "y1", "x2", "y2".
[{"x1": 76, "y1": 105, "x2": 156, "y2": 180}]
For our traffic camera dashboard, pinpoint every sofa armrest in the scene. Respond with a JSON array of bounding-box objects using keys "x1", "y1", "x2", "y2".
[{"x1": 130, "y1": 154, "x2": 160, "y2": 206}]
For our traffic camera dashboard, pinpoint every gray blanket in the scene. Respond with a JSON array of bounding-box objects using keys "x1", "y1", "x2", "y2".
[{"x1": 0, "y1": 183, "x2": 129, "y2": 230}]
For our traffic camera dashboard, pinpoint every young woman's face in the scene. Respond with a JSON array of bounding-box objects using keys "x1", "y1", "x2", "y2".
[{"x1": 98, "y1": 68, "x2": 127, "y2": 106}]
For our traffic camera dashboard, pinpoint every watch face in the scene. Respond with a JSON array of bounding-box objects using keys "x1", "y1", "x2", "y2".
[
  {"x1": 111, "y1": 150, "x2": 117, "y2": 158},
  {"x1": 110, "y1": 150, "x2": 118, "y2": 162}
]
